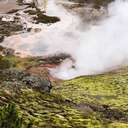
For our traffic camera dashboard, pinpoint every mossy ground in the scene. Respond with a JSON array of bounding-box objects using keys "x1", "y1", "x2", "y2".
[
  {"x1": 0, "y1": 55, "x2": 128, "y2": 128},
  {"x1": 53, "y1": 69, "x2": 128, "y2": 127}
]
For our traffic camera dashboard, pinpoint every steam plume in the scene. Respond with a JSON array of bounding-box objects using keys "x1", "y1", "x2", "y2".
[{"x1": 2, "y1": 0, "x2": 128, "y2": 79}]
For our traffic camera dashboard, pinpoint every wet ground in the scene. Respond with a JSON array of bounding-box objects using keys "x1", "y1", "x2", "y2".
[{"x1": 0, "y1": 0, "x2": 24, "y2": 14}]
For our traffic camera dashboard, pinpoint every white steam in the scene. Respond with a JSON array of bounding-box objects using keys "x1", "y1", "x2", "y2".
[
  {"x1": 51, "y1": 0, "x2": 128, "y2": 79},
  {"x1": 2, "y1": 0, "x2": 80, "y2": 56},
  {"x1": 2, "y1": 0, "x2": 128, "y2": 79}
]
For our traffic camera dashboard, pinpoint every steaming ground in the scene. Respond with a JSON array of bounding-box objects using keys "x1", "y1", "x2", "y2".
[
  {"x1": 2, "y1": 0, "x2": 79, "y2": 56},
  {"x1": 2, "y1": 0, "x2": 128, "y2": 79}
]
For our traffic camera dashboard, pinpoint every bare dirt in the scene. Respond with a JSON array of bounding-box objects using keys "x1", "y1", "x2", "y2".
[{"x1": 0, "y1": 0, "x2": 24, "y2": 14}]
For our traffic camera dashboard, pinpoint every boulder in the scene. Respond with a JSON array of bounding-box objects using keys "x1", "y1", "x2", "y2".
[
  {"x1": 22, "y1": 76, "x2": 52, "y2": 92},
  {"x1": 2, "y1": 69, "x2": 52, "y2": 93},
  {"x1": 2, "y1": 48, "x2": 15, "y2": 56}
]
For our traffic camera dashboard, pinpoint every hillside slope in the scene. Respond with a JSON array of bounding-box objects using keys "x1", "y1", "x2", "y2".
[{"x1": 0, "y1": 55, "x2": 128, "y2": 128}]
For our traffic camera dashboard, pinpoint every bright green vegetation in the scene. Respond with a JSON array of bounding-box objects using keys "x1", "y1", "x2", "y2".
[
  {"x1": 0, "y1": 55, "x2": 128, "y2": 127},
  {"x1": 0, "y1": 83, "x2": 104, "y2": 128},
  {"x1": 0, "y1": 104, "x2": 22, "y2": 128},
  {"x1": 53, "y1": 69, "x2": 128, "y2": 127},
  {"x1": 0, "y1": 55, "x2": 42, "y2": 70}
]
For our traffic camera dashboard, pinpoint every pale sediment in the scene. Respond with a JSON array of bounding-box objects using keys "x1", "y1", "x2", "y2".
[{"x1": 0, "y1": 0, "x2": 24, "y2": 14}]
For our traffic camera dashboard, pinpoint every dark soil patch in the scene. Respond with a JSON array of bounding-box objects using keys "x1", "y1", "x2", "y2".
[
  {"x1": 0, "y1": 18, "x2": 23, "y2": 37},
  {"x1": 76, "y1": 103, "x2": 128, "y2": 123},
  {"x1": 7, "y1": 9, "x2": 19, "y2": 14},
  {"x1": 38, "y1": 53, "x2": 72, "y2": 65},
  {"x1": 0, "y1": 36, "x2": 4, "y2": 43}
]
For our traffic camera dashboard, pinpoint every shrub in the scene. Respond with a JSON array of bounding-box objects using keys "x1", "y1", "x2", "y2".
[
  {"x1": 0, "y1": 55, "x2": 11, "y2": 69},
  {"x1": 0, "y1": 104, "x2": 22, "y2": 128}
]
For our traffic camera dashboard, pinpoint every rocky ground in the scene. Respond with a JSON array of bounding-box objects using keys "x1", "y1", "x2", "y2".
[
  {"x1": 0, "y1": 0, "x2": 60, "y2": 45},
  {"x1": 1, "y1": 0, "x2": 128, "y2": 128}
]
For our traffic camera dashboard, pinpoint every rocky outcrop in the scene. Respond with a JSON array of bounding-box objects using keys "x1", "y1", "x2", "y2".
[
  {"x1": 0, "y1": 36, "x2": 4, "y2": 43},
  {"x1": 1, "y1": 68, "x2": 52, "y2": 93},
  {"x1": 66, "y1": 0, "x2": 114, "y2": 8},
  {"x1": 72, "y1": 6, "x2": 107, "y2": 23},
  {"x1": 23, "y1": 76, "x2": 52, "y2": 92},
  {"x1": 2, "y1": 48, "x2": 15, "y2": 56},
  {"x1": 0, "y1": 17, "x2": 23, "y2": 37},
  {"x1": 60, "y1": 1, "x2": 107, "y2": 24}
]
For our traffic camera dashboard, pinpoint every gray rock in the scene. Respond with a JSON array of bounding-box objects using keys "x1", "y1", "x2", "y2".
[
  {"x1": 2, "y1": 48, "x2": 15, "y2": 56},
  {"x1": 2, "y1": 68, "x2": 52, "y2": 93},
  {"x1": 2, "y1": 69, "x2": 29, "y2": 81},
  {"x1": 0, "y1": 36, "x2": 4, "y2": 43},
  {"x1": 22, "y1": 76, "x2": 52, "y2": 92}
]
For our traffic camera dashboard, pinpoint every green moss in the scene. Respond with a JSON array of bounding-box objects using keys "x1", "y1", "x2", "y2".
[
  {"x1": 17, "y1": 89, "x2": 104, "y2": 128},
  {"x1": 0, "y1": 54, "x2": 128, "y2": 127},
  {"x1": 54, "y1": 71, "x2": 128, "y2": 108},
  {"x1": 0, "y1": 55, "x2": 42, "y2": 71},
  {"x1": 0, "y1": 55, "x2": 12, "y2": 69},
  {"x1": 108, "y1": 122, "x2": 128, "y2": 128},
  {"x1": 0, "y1": 82, "x2": 104, "y2": 128},
  {"x1": 53, "y1": 68, "x2": 128, "y2": 126},
  {"x1": 0, "y1": 104, "x2": 22, "y2": 128}
]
